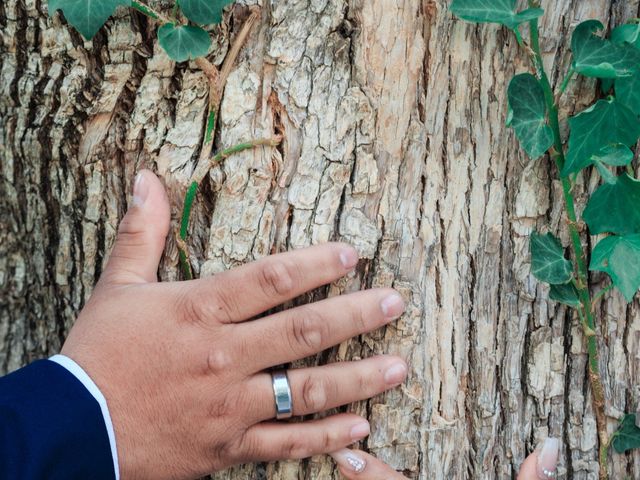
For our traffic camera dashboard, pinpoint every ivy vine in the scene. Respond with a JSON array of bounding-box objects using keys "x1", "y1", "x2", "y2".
[
  {"x1": 452, "y1": 1, "x2": 640, "y2": 478},
  {"x1": 48, "y1": 0, "x2": 282, "y2": 280}
]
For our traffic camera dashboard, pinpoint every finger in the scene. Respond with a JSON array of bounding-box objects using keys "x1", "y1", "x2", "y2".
[
  {"x1": 238, "y1": 414, "x2": 370, "y2": 462},
  {"x1": 329, "y1": 449, "x2": 408, "y2": 479},
  {"x1": 238, "y1": 288, "x2": 405, "y2": 371},
  {"x1": 517, "y1": 452, "x2": 539, "y2": 480},
  {"x1": 101, "y1": 170, "x2": 171, "y2": 285},
  {"x1": 245, "y1": 356, "x2": 408, "y2": 423},
  {"x1": 188, "y1": 242, "x2": 358, "y2": 323},
  {"x1": 517, "y1": 438, "x2": 559, "y2": 480}
]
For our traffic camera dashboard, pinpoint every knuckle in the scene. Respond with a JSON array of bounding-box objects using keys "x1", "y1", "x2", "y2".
[
  {"x1": 288, "y1": 311, "x2": 326, "y2": 354},
  {"x1": 349, "y1": 302, "x2": 369, "y2": 333},
  {"x1": 257, "y1": 260, "x2": 297, "y2": 297},
  {"x1": 175, "y1": 288, "x2": 220, "y2": 329},
  {"x1": 207, "y1": 435, "x2": 238, "y2": 471},
  {"x1": 282, "y1": 435, "x2": 310, "y2": 459},
  {"x1": 357, "y1": 368, "x2": 377, "y2": 395},
  {"x1": 208, "y1": 388, "x2": 238, "y2": 420},
  {"x1": 206, "y1": 348, "x2": 234, "y2": 377},
  {"x1": 116, "y1": 218, "x2": 147, "y2": 246},
  {"x1": 320, "y1": 429, "x2": 334, "y2": 452},
  {"x1": 300, "y1": 375, "x2": 330, "y2": 413},
  {"x1": 177, "y1": 290, "x2": 204, "y2": 324},
  {"x1": 227, "y1": 428, "x2": 253, "y2": 463},
  {"x1": 210, "y1": 288, "x2": 240, "y2": 323},
  {"x1": 181, "y1": 284, "x2": 237, "y2": 325}
]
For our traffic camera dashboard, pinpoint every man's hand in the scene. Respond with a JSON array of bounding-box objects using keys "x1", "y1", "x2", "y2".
[{"x1": 61, "y1": 170, "x2": 408, "y2": 480}]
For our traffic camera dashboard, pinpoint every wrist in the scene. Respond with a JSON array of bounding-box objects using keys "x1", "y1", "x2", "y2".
[{"x1": 49, "y1": 354, "x2": 121, "y2": 480}]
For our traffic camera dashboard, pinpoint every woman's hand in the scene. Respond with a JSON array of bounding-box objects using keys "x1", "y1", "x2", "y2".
[
  {"x1": 330, "y1": 438, "x2": 560, "y2": 479},
  {"x1": 330, "y1": 449, "x2": 407, "y2": 479},
  {"x1": 62, "y1": 170, "x2": 408, "y2": 480},
  {"x1": 517, "y1": 438, "x2": 560, "y2": 480}
]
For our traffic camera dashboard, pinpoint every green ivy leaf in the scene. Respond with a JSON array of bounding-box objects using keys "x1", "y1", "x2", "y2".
[
  {"x1": 506, "y1": 73, "x2": 553, "y2": 159},
  {"x1": 563, "y1": 98, "x2": 640, "y2": 175},
  {"x1": 611, "y1": 23, "x2": 640, "y2": 48},
  {"x1": 549, "y1": 282, "x2": 582, "y2": 308},
  {"x1": 530, "y1": 232, "x2": 573, "y2": 285},
  {"x1": 449, "y1": 0, "x2": 543, "y2": 31},
  {"x1": 48, "y1": 0, "x2": 131, "y2": 39},
  {"x1": 593, "y1": 161, "x2": 616, "y2": 185},
  {"x1": 179, "y1": 0, "x2": 232, "y2": 25},
  {"x1": 612, "y1": 414, "x2": 640, "y2": 454},
  {"x1": 592, "y1": 144, "x2": 635, "y2": 166},
  {"x1": 158, "y1": 24, "x2": 211, "y2": 62},
  {"x1": 592, "y1": 144, "x2": 634, "y2": 184},
  {"x1": 612, "y1": 24, "x2": 640, "y2": 116},
  {"x1": 584, "y1": 174, "x2": 640, "y2": 236},
  {"x1": 571, "y1": 20, "x2": 640, "y2": 78},
  {"x1": 616, "y1": 73, "x2": 640, "y2": 116},
  {"x1": 591, "y1": 234, "x2": 640, "y2": 302},
  {"x1": 601, "y1": 78, "x2": 614, "y2": 93}
]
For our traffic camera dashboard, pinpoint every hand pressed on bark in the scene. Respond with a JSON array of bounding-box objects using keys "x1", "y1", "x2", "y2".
[{"x1": 61, "y1": 170, "x2": 408, "y2": 479}]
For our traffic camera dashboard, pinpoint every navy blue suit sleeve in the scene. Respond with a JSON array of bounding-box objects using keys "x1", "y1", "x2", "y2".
[{"x1": 0, "y1": 360, "x2": 116, "y2": 480}]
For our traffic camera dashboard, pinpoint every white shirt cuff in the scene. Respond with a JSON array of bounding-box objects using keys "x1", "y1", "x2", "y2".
[{"x1": 49, "y1": 354, "x2": 120, "y2": 480}]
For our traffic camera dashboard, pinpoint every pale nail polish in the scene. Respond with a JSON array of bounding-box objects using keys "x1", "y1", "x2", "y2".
[
  {"x1": 350, "y1": 422, "x2": 370, "y2": 441},
  {"x1": 380, "y1": 292, "x2": 405, "y2": 320},
  {"x1": 340, "y1": 248, "x2": 358, "y2": 269},
  {"x1": 384, "y1": 362, "x2": 408, "y2": 385},
  {"x1": 132, "y1": 172, "x2": 149, "y2": 207},
  {"x1": 536, "y1": 437, "x2": 559, "y2": 479},
  {"x1": 330, "y1": 449, "x2": 367, "y2": 473}
]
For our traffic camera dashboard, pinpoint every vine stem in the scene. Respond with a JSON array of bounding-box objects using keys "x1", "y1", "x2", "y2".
[
  {"x1": 172, "y1": 0, "x2": 180, "y2": 21},
  {"x1": 177, "y1": 137, "x2": 282, "y2": 279},
  {"x1": 131, "y1": 1, "x2": 169, "y2": 23},
  {"x1": 558, "y1": 67, "x2": 575, "y2": 96},
  {"x1": 192, "y1": 136, "x2": 282, "y2": 184},
  {"x1": 219, "y1": 9, "x2": 259, "y2": 92},
  {"x1": 528, "y1": 14, "x2": 609, "y2": 480},
  {"x1": 592, "y1": 284, "x2": 613, "y2": 306},
  {"x1": 194, "y1": 8, "x2": 259, "y2": 164},
  {"x1": 176, "y1": 11, "x2": 261, "y2": 278}
]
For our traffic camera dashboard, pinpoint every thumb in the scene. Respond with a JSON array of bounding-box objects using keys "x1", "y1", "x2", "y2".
[
  {"x1": 101, "y1": 170, "x2": 171, "y2": 285},
  {"x1": 518, "y1": 438, "x2": 560, "y2": 480}
]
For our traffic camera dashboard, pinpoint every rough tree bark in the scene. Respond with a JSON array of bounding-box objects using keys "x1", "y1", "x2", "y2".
[{"x1": 1, "y1": 0, "x2": 640, "y2": 478}]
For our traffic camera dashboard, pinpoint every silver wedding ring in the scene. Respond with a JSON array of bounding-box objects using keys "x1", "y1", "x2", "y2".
[{"x1": 271, "y1": 369, "x2": 293, "y2": 420}]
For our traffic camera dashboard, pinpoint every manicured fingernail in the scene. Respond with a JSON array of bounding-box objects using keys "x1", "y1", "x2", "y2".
[
  {"x1": 132, "y1": 172, "x2": 149, "y2": 207},
  {"x1": 350, "y1": 421, "x2": 370, "y2": 441},
  {"x1": 384, "y1": 362, "x2": 408, "y2": 385},
  {"x1": 536, "y1": 437, "x2": 559, "y2": 479},
  {"x1": 380, "y1": 292, "x2": 404, "y2": 320},
  {"x1": 330, "y1": 449, "x2": 367, "y2": 473},
  {"x1": 340, "y1": 247, "x2": 358, "y2": 269}
]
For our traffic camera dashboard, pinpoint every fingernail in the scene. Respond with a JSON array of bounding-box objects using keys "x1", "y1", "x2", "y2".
[
  {"x1": 384, "y1": 362, "x2": 408, "y2": 385},
  {"x1": 380, "y1": 292, "x2": 405, "y2": 320},
  {"x1": 330, "y1": 449, "x2": 367, "y2": 473},
  {"x1": 132, "y1": 172, "x2": 149, "y2": 207},
  {"x1": 536, "y1": 437, "x2": 559, "y2": 479},
  {"x1": 340, "y1": 247, "x2": 358, "y2": 269},
  {"x1": 350, "y1": 421, "x2": 370, "y2": 441}
]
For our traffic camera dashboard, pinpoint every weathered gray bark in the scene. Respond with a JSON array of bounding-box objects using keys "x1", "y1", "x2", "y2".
[{"x1": 2, "y1": 0, "x2": 640, "y2": 478}]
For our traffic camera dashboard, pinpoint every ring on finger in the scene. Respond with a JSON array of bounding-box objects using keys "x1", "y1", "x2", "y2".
[{"x1": 271, "y1": 369, "x2": 293, "y2": 420}]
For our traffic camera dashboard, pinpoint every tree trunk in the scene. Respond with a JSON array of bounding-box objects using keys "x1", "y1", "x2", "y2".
[{"x1": 2, "y1": 0, "x2": 640, "y2": 478}]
